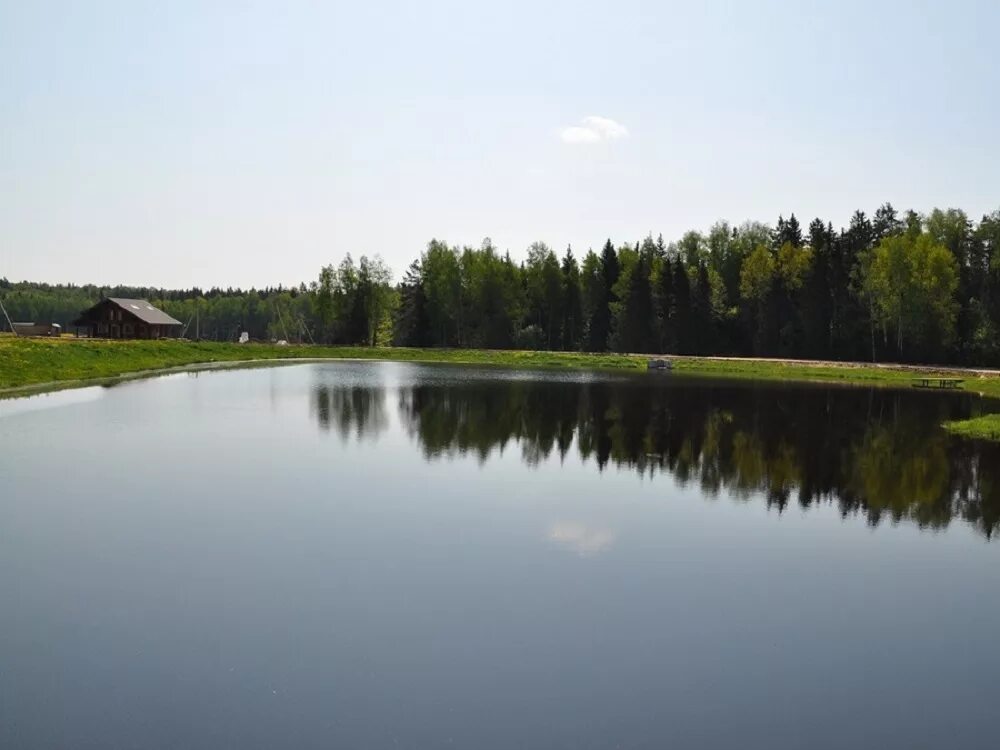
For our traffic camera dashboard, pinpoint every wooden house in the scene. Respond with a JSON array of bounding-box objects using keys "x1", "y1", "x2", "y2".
[{"x1": 73, "y1": 298, "x2": 182, "y2": 339}]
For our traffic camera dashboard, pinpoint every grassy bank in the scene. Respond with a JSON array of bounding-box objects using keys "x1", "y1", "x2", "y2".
[
  {"x1": 943, "y1": 414, "x2": 1000, "y2": 441},
  {"x1": 0, "y1": 337, "x2": 647, "y2": 391},
  {"x1": 3, "y1": 335, "x2": 1000, "y2": 399}
]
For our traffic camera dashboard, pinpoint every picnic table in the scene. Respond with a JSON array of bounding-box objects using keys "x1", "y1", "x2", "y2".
[{"x1": 912, "y1": 377, "x2": 964, "y2": 390}]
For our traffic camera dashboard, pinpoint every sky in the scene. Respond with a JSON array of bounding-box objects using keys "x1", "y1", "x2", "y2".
[{"x1": 2, "y1": 0, "x2": 999, "y2": 289}]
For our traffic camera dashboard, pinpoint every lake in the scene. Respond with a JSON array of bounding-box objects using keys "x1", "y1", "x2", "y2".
[{"x1": 2, "y1": 361, "x2": 1000, "y2": 749}]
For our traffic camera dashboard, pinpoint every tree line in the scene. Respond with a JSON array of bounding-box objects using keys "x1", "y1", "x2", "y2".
[
  {"x1": 3, "y1": 203, "x2": 1000, "y2": 365},
  {"x1": 393, "y1": 205, "x2": 1000, "y2": 365}
]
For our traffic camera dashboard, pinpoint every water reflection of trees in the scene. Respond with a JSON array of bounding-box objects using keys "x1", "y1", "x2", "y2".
[
  {"x1": 319, "y1": 376, "x2": 1000, "y2": 538},
  {"x1": 311, "y1": 384, "x2": 388, "y2": 441}
]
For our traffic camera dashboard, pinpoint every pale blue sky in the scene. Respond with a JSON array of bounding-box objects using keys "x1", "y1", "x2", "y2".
[{"x1": 2, "y1": 0, "x2": 998, "y2": 288}]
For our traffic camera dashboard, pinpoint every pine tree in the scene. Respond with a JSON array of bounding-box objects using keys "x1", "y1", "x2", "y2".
[
  {"x1": 773, "y1": 214, "x2": 803, "y2": 249},
  {"x1": 834, "y1": 211, "x2": 872, "y2": 360},
  {"x1": 692, "y1": 262, "x2": 714, "y2": 353},
  {"x1": 872, "y1": 203, "x2": 903, "y2": 243},
  {"x1": 673, "y1": 259, "x2": 693, "y2": 354},
  {"x1": 802, "y1": 218, "x2": 834, "y2": 357},
  {"x1": 561, "y1": 246, "x2": 583, "y2": 350},
  {"x1": 613, "y1": 240, "x2": 655, "y2": 353},
  {"x1": 393, "y1": 260, "x2": 430, "y2": 347},
  {"x1": 655, "y1": 255, "x2": 675, "y2": 353},
  {"x1": 585, "y1": 240, "x2": 619, "y2": 352}
]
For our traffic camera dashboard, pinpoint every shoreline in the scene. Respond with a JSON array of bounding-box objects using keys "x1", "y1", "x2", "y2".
[
  {"x1": 3, "y1": 337, "x2": 1000, "y2": 399},
  {"x1": 4, "y1": 338, "x2": 1000, "y2": 439}
]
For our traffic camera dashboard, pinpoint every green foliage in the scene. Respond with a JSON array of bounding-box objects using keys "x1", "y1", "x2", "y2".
[
  {"x1": 860, "y1": 231, "x2": 959, "y2": 358},
  {"x1": 739, "y1": 244, "x2": 775, "y2": 354},
  {"x1": 587, "y1": 240, "x2": 620, "y2": 352},
  {"x1": 611, "y1": 239, "x2": 656, "y2": 353},
  {"x1": 671, "y1": 258, "x2": 694, "y2": 354},
  {"x1": 314, "y1": 265, "x2": 335, "y2": 340},
  {"x1": 393, "y1": 260, "x2": 430, "y2": 347},
  {"x1": 943, "y1": 414, "x2": 1000, "y2": 441},
  {"x1": 580, "y1": 249, "x2": 603, "y2": 349},
  {"x1": 674, "y1": 230, "x2": 706, "y2": 267},
  {"x1": 560, "y1": 247, "x2": 583, "y2": 351},
  {"x1": 461, "y1": 240, "x2": 523, "y2": 349},
  {"x1": 422, "y1": 240, "x2": 463, "y2": 346},
  {"x1": 739, "y1": 244, "x2": 775, "y2": 303},
  {"x1": 524, "y1": 242, "x2": 563, "y2": 349},
  {"x1": 776, "y1": 242, "x2": 813, "y2": 290}
]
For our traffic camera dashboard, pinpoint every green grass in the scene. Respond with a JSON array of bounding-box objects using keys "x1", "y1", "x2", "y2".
[
  {"x1": 672, "y1": 356, "x2": 1000, "y2": 399},
  {"x1": 942, "y1": 414, "x2": 1000, "y2": 441},
  {"x1": 0, "y1": 337, "x2": 648, "y2": 391},
  {"x1": 3, "y1": 336, "x2": 1000, "y2": 401}
]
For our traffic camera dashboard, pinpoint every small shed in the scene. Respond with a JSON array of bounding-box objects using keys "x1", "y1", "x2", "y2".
[
  {"x1": 73, "y1": 298, "x2": 182, "y2": 339},
  {"x1": 12, "y1": 322, "x2": 62, "y2": 337}
]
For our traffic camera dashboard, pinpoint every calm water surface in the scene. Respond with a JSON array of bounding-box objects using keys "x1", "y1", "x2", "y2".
[{"x1": 2, "y1": 362, "x2": 1000, "y2": 749}]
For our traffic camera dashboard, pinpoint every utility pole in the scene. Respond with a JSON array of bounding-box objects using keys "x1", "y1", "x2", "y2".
[
  {"x1": 0, "y1": 296, "x2": 17, "y2": 336},
  {"x1": 299, "y1": 316, "x2": 317, "y2": 345},
  {"x1": 275, "y1": 303, "x2": 291, "y2": 342}
]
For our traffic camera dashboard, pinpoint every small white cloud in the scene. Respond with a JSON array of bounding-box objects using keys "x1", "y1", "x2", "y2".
[
  {"x1": 548, "y1": 521, "x2": 616, "y2": 556},
  {"x1": 582, "y1": 115, "x2": 628, "y2": 139},
  {"x1": 560, "y1": 125, "x2": 603, "y2": 144},
  {"x1": 559, "y1": 115, "x2": 629, "y2": 145}
]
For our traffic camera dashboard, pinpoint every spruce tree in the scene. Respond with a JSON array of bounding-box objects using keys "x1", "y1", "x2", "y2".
[
  {"x1": 585, "y1": 240, "x2": 619, "y2": 351},
  {"x1": 693, "y1": 262, "x2": 714, "y2": 354},
  {"x1": 614, "y1": 243, "x2": 655, "y2": 353},
  {"x1": 393, "y1": 260, "x2": 430, "y2": 347},
  {"x1": 673, "y1": 259, "x2": 693, "y2": 354},
  {"x1": 655, "y1": 256, "x2": 675, "y2": 353},
  {"x1": 561, "y1": 246, "x2": 583, "y2": 351}
]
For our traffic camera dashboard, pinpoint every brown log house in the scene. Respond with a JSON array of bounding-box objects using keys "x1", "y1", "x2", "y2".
[{"x1": 73, "y1": 298, "x2": 183, "y2": 339}]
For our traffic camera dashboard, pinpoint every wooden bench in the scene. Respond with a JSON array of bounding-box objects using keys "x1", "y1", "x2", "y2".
[{"x1": 912, "y1": 377, "x2": 964, "y2": 390}]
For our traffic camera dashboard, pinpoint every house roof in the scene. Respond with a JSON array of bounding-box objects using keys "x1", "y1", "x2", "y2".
[
  {"x1": 107, "y1": 298, "x2": 182, "y2": 326},
  {"x1": 74, "y1": 298, "x2": 182, "y2": 326}
]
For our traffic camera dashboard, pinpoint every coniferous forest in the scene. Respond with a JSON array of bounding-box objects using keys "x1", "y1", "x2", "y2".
[{"x1": 4, "y1": 204, "x2": 1000, "y2": 366}]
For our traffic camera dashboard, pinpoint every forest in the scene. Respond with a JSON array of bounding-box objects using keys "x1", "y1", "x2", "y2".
[{"x1": 3, "y1": 203, "x2": 1000, "y2": 365}]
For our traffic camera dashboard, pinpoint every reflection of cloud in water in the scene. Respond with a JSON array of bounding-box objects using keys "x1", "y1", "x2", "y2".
[{"x1": 548, "y1": 522, "x2": 616, "y2": 556}]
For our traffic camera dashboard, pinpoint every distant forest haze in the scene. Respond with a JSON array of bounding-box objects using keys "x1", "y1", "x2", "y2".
[{"x1": 4, "y1": 203, "x2": 1000, "y2": 366}]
